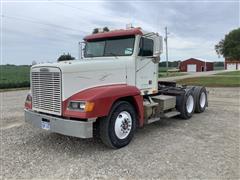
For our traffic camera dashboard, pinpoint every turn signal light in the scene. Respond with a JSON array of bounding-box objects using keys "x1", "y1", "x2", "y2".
[
  {"x1": 84, "y1": 102, "x2": 95, "y2": 112},
  {"x1": 25, "y1": 93, "x2": 32, "y2": 109}
]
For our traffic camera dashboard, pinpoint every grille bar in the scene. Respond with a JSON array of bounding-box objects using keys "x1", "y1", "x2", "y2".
[{"x1": 31, "y1": 67, "x2": 62, "y2": 115}]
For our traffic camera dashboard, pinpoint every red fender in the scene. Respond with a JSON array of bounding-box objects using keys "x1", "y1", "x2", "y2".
[{"x1": 62, "y1": 84, "x2": 144, "y2": 127}]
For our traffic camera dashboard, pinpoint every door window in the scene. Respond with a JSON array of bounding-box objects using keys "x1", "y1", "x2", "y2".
[{"x1": 139, "y1": 38, "x2": 154, "y2": 56}]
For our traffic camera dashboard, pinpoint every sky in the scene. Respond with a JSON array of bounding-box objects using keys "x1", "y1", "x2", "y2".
[{"x1": 1, "y1": 0, "x2": 239, "y2": 65}]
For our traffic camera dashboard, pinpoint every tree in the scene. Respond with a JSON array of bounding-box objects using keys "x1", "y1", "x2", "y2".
[
  {"x1": 215, "y1": 28, "x2": 240, "y2": 60},
  {"x1": 57, "y1": 53, "x2": 75, "y2": 62}
]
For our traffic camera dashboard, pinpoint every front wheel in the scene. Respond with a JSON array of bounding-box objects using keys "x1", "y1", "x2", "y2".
[{"x1": 99, "y1": 101, "x2": 136, "y2": 149}]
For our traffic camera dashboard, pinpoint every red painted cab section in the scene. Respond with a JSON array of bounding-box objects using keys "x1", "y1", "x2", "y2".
[
  {"x1": 63, "y1": 84, "x2": 145, "y2": 127},
  {"x1": 84, "y1": 28, "x2": 143, "y2": 41}
]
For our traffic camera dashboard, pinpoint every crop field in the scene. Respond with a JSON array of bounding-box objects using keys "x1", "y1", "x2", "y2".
[{"x1": 0, "y1": 65, "x2": 30, "y2": 89}]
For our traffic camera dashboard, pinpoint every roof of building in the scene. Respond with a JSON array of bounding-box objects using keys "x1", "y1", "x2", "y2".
[
  {"x1": 182, "y1": 57, "x2": 213, "y2": 63},
  {"x1": 84, "y1": 28, "x2": 143, "y2": 41}
]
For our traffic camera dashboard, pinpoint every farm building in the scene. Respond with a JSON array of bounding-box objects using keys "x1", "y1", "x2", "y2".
[
  {"x1": 225, "y1": 59, "x2": 240, "y2": 70},
  {"x1": 179, "y1": 58, "x2": 214, "y2": 72}
]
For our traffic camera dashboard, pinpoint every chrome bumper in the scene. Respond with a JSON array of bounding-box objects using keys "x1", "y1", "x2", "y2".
[{"x1": 24, "y1": 109, "x2": 96, "y2": 138}]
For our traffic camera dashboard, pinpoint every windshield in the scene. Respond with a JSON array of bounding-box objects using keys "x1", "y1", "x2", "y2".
[{"x1": 84, "y1": 36, "x2": 135, "y2": 57}]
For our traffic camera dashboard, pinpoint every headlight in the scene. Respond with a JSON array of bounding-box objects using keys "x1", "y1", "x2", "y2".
[{"x1": 68, "y1": 101, "x2": 94, "y2": 112}]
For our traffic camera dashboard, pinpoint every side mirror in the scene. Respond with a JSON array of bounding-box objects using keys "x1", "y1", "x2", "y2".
[
  {"x1": 153, "y1": 36, "x2": 163, "y2": 57},
  {"x1": 152, "y1": 56, "x2": 160, "y2": 63}
]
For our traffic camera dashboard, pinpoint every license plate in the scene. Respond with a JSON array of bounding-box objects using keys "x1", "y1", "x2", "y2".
[{"x1": 41, "y1": 120, "x2": 50, "y2": 130}]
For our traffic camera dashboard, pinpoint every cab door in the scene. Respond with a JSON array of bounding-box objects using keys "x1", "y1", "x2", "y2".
[{"x1": 136, "y1": 37, "x2": 158, "y2": 95}]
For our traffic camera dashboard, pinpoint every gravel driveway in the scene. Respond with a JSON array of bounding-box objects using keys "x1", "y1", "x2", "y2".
[{"x1": 1, "y1": 88, "x2": 239, "y2": 179}]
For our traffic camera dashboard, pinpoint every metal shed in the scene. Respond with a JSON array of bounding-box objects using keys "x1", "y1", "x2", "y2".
[{"x1": 225, "y1": 59, "x2": 240, "y2": 70}]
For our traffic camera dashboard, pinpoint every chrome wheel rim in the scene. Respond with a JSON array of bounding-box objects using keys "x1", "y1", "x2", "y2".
[
  {"x1": 200, "y1": 92, "x2": 206, "y2": 108},
  {"x1": 114, "y1": 111, "x2": 132, "y2": 139},
  {"x1": 186, "y1": 95, "x2": 194, "y2": 113}
]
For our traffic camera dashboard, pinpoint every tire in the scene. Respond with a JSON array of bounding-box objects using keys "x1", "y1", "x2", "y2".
[
  {"x1": 176, "y1": 90, "x2": 195, "y2": 119},
  {"x1": 193, "y1": 86, "x2": 208, "y2": 113},
  {"x1": 99, "y1": 101, "x2": 136, "y2": 149}
]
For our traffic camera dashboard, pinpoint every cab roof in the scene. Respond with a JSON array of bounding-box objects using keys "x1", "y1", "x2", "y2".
[{"x1": 83, "y1": 28, "x2": 143, "y2": 41}]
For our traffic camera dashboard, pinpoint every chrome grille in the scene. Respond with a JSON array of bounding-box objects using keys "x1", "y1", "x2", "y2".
[{"x1": 31, "y1": 67, "x2": 62, "y2": 115}]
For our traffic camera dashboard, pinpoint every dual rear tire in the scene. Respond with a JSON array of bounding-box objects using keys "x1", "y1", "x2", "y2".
[
  {"x1": 177, "y1": 86, "x2": 208, "y2": 119},
  {"x1": 176, "y1": 90, "x2": 195, "y2": 119},
  {"x1": 194, "y1": 86, "x2": 208, "y2": 113}
]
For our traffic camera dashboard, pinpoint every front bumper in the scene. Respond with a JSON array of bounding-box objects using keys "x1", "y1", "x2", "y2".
[{"x1": 24, "y1": 109, "x2": 96, "y2": 138}]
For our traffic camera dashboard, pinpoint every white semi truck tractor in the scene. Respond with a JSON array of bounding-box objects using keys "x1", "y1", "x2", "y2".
[{"x1": 24, "y1": 27, "x2": 208, "y2": 149}]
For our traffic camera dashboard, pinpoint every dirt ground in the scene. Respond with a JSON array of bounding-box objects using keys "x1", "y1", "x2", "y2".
[{"x1": 1, "y1": 88, "x2": 239, "y2": 179}]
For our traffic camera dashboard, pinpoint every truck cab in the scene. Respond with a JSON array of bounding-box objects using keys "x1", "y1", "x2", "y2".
[
  {"x1": 25, "y1": 27, "x2": 208, "y2": 149},
  {"x1": 82, "y1": 28, "x2": 162, "y2": 95}
]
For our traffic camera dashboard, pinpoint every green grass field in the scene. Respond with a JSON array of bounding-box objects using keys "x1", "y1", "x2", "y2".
[
  {"x1": 0, "y1": 65, "x2": 31, "y2": 89},
  {"x1": 177, "y1": 71, "x2": 240, "y2": 87},
  {"x1": 214, "y1": 71, "x2": 240, "y2": 76},
  {"x1": 213, "y1": 66, "x2": 224, "y2": 71},
  {"x1": 159, "y1": 72, "x2": 187, "y2": 78}
]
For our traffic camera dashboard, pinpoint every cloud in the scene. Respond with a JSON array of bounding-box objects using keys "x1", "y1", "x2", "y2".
[{"x1": 1, "y1": 1, "x2": 239, "y2": 64}]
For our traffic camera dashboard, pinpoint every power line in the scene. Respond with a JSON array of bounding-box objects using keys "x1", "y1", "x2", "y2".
[
  {"x1": 48, "y1": 0, "x2": 87, "y2": 12},
  {"x1": 47, "y1": 0, "x2": 108, "y2": 20},
  {"x1": 1, "y1": 14, "x2": 86, "y2": 34}
]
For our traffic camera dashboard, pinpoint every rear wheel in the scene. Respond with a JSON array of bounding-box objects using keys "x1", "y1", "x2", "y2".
[
  {"x1": 99, "y1": 101, "x2": 136, "y2": 149},
  {"x1": 176, "y1": 90, "x2": 195, "y2": 119},
  {"x1": 193, "y1": 86, "x2": 208, "y2": 113}
]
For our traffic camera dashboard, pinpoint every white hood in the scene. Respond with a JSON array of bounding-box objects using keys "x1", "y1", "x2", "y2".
[{"x1": 33, "y1": 58, "x2": 133, "y2": 100}]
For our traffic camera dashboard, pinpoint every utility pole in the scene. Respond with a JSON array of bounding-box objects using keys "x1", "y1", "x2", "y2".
[{"x1": 164, "y1": 26, "x2": 169, "y2": 75}]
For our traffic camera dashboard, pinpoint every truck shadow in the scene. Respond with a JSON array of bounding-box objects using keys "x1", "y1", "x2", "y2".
[
  {"x1": 24, "y1": 118, "x2": 184, "y2": 156},
  {"x1": 135, "y1": 118, "x2": 181, "y2": 136}
]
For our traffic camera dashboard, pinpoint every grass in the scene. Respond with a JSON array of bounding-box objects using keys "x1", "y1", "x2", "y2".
[
  {"x1": 159, "y1": 72, "x2": 187, "y2": 78},
  {"x1": 214, "y1": 71, "x2": 240, "y2": 76},
  {"x1": 0, "y1": 65, "x2": 30, "y2": 89},
  {"x1": 177, "y1": 71, "x2": 240, "y2": 87},
  {"x1": 159, "y1": 67, "x2": 168, "y2": 72},
  {"x1": 214, "y1": 66, "x2": 224, "y2": 71},
  {"x1": 158, "y1": 66, "x2": 187, "y2": 77},
  {"x1": 159, "y1": 67, "x2": 179, "y2": 72}
]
